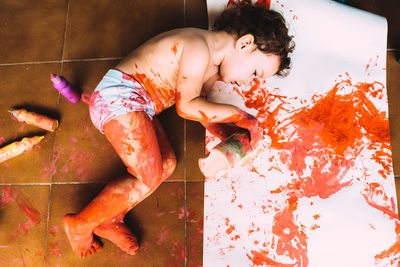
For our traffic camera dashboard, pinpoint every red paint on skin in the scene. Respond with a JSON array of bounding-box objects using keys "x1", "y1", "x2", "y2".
[
  {"x1": 198, "y1": 110, "x2": 209, "y2": 121},
  {"x1": 81, "y1": 93, "x2": 92, "y2": 104},
  {"x1": 63, "y1": 110, "x2": 176, "y2": 257},
  {"x1": 49, "y1": 242, "x2": 62, "y2": 256},
  {"x1": 134, "y1": 72, "x2": 175, "y2": 114},
  {"x1": 163, "y1": 241, "x2": 185, "y2": 267},
  {"x1": 171, "y1": 43, "x2": 178, "y2": 55}
]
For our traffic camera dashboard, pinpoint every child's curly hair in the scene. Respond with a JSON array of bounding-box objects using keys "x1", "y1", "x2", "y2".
[{"x1": 213, "y1": 4, "x2": 295, "y2": 77}]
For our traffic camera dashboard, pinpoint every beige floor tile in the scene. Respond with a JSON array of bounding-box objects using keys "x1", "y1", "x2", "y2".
[
  {"x1": 0, "y1": 64, "x2": 61, "y2": 183},
  {"x1": 0, "y1": 0, "x2": 67, "y2": 64},
  {"x1": 63, "y1": 0, "x2": 185, "y2": 60},
  {"x1": 158, "y1": 107, "x2": 185, "y2": 181},
  {"x1": 185, "y1": 0, "x2": 209, "y2": 28},
  {"x1": 186, "y1": 182, "x2": 204, "y2": 267},
  {"x1": 186, "y1": 120, "x2": 205, "y2": 181},
  {"x1": 387, "y1": 51, "x2": 400, "y2": 176}
]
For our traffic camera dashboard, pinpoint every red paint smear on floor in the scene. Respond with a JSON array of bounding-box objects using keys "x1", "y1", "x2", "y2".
[
  {"x1": 163, "y1": 241, "x2": 185, "y2": 267},
  {"x1": 157, "y1": 226, "x2": 169, "y2": 246},
  {"x1": 49, "y1": 242, "x2": 62, "y2": 256},
  {"x1": 81, "y1": 93, "x2": 92, "y2": 104},
  {"x1": 1, "y1": 186, "x2": 40, "y2": 236}
]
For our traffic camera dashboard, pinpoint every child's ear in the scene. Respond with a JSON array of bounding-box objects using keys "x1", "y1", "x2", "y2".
[{"x1": 235, "y1": 34, "x2": 255, "y2": 52}]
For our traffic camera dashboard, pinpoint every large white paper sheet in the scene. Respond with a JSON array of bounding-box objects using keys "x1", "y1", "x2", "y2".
[{"x1": 203, "y1": 0, "x2": 399, "y2": 266}]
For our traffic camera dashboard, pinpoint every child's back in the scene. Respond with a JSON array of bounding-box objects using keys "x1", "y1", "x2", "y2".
[{"x1": 115, "y1": 28, "x2": 221, "y2": 112}]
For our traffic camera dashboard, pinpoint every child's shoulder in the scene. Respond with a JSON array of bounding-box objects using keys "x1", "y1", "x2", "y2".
[
  {"x1": 155, "y1": 28, "x2": 213, "y2": 49},
  {"x1": 139, "y1": 28, "x2": 215, "y2": 61}
]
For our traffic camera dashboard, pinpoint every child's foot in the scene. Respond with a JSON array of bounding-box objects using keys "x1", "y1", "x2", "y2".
[
  {"x1": 63, "y1": 214, "x2": 103, "y2": 258},
  {"x1": 94, "y1": 218, "x2": 139, "y2": 255}
]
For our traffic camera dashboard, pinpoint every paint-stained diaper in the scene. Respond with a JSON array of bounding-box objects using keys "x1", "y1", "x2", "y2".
[{"x1": 89, "y1": 69, "x2": 156, "y2": 133}]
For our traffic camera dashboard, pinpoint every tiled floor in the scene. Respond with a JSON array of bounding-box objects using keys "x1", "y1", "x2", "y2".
[{"x1": 0, "y1": 0, "x2": 398, "y2": 266}]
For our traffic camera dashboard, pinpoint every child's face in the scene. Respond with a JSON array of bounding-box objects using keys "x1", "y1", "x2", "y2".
[{"x1": 219, "y1": 34, "x2": 280, "y2": 86}]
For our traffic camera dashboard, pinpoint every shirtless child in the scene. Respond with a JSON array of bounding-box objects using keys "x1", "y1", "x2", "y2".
[{"x1": 63, "y1": 4, "x2": 294, "y2": 258}]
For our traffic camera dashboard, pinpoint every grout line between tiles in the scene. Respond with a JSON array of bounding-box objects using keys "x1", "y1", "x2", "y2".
[
  {"x1": 184, "y1": 118, "x2": 188, "y2": 267},
  {"x1": 43, "y1": 1, "x2": 71, "y2": 264},
  {"x1": 183, "y1": 0, "x2": 188, "y2": 255},
  {"x1": 0, "y1": 57, "x2": 123, "y2": 67},
  {"x1": 183, "y1": 3, "x2": 188, "y2": 264}
]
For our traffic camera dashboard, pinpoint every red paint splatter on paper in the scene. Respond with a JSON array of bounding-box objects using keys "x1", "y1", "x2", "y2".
[
  {"x1": 227, "y1": 0, "x2": 271, "y2": 9},
  {"x1": 228, "y1": 61, "x2": 395, "y2": 265},
  {"x1": 362, "y1": 182, "x2": 398, "y2": 219},
  {"x1": 375, "y1": 221, "x2": 400, "y2": 264}
]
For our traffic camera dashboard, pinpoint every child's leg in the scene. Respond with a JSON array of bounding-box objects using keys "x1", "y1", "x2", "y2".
[
  {"x1": 63, "y1": 112, "x2": 176, "y2": 257},
  {"x1": 92, "y1": 116, "x2": 176, "y2": 254}
]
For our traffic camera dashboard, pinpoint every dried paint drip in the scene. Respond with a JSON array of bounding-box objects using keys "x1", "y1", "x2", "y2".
[
  {"x1": 0, "y1": 136, "x2": 44, "y2": 163},
  {"x1": 199, "y1": 131, "x2": 251, "y2": 179},
  {"x1": 9, "y1": 109, "x2": 58, "y2": 132},
  {"x1": 50, "y1": 74, "x2": 81, "y2": 103}
]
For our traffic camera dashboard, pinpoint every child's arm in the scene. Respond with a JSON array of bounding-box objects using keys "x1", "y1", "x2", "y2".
[
  {"x1": 175, "y1": 41, "x2": 262, "y2": 147},
  {"x1": 199, "y1": 74, "x2": 241, "y2": 140}
]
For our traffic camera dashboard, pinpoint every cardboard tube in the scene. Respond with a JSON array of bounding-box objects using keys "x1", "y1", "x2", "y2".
[
  {"x1": 9, "y1": 109, "x2": 58, "y2": 132},
  {"x1": 198, "y1": 131, "x2": 251, "y2": 180}
]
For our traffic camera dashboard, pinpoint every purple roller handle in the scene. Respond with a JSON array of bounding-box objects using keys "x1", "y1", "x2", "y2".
[{"x1": 50, "y1": 74, "x2": 81, "y2": 103}]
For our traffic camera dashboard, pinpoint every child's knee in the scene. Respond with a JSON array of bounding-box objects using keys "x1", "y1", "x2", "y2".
[{"x1": 127, "y1": 163, "x2": 163, "y2": 185}]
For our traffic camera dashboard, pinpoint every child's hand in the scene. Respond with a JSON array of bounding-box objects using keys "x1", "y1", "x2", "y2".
[
  {"x1": 235, "y1": 110, "x2": 263, "y2": 149},
  {"x1": 201, "y1": 122, "x2": 240, "y2": 141}
]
